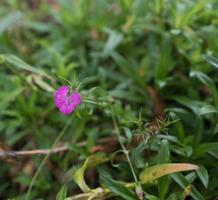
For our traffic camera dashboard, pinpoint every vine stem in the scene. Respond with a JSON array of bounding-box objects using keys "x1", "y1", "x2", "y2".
[{"x1": 25, "y1": 116, "x2": 73, "y2": 200}]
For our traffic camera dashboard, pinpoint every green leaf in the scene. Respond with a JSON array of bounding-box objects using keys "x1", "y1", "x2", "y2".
[
  {"x1": 31, "y1": 75, "x2": 54, "y2": 92},
  {"x1": 174, "y1": 120, "x2": 185, "y2": 142},
  {"x1": 72, "y1": 154, "x2": 108, "y2": 192},
  {"x1": 214, "y1": 122, "x2": 218, "y2": 134},
  {"x1": 103, "y1": 29, "x2": 123, "y2": 55},
  {"x1": 181, "y1": 0, "x2": 206, "y2": 27},
  {"x1": 0, "y1": 87, "x2": 24, "y2": 111},
  {"x1": 157, "y1": 140, "x2": 170, "y2": 164},
  {"x1": 155, "y1": 34, "x2": 172, "y2": 81},
  {"x1": 204, "y1": 55, "x2": 218, "y2": 69},
  {"x1": 170, "y1": 96, "x2": 203, "y2": 115},
  {"x1": 111, "y1": 52, "x2": 146, "y2": 88},
  {"x1": 123, "y1": 127, "x2": 133, "y2": 143},
  {"x1": 144, "y1": 193, "x2": 160, "y2": 200},
  {"x1": 193, "y1": 142, "x2": 218, "y2": 157},
  {"x1": 0, "y1": 54, "x2": 51, "y2": 78},
  {"x1": 140, "y1": 163, "x2": 198, "y2": 184},
  {"x1": 166, "y1": 192, "x2": 181, "y2": 200},
  {"x1": 174, "y1": 0, "x2": 206, "y2": 28},
  {"x1": 0, "y1": 12, "x2": 22, "y2": 35},
  {"x1": 199, "y1": 105, "x2": 218, "y2": 115},
  {"x1": 100, "y1": 176, "x2": 137, "y2": 200},
  {"x1": 196, "y1": 166, "x2": 209, "y2": 188},
  {"x1": 157, "y1": 140, "x2": 170, "y2": 200},
  {"x1": 190, "y1": 71, "x2": 218, "y2": 109},
  {"x1": 171, "y1": 173, "x2": 204, "y2": 200},
  {"x1": 192, "y1": 116, "x2": 203, "y2": 147},
  {"x1": 131, "y1": 141, "x2": 146, "y2": 168},
  {"x1": 56, "y1": 185, "x2": 67, "y2": 200}
]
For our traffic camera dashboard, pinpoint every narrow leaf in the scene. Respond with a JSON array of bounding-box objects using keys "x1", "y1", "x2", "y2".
[
  {"x1": 171, "y1": 173, "x2": 204, "y2": 200},
  {"x1": 0, "y1": 54, "x2": 51, "y2": 78},
  {"x1": 72, "y1": 154, "x2": 108, "y2": 192},
  {"x1": 101, "y1": 176, "x2": 137, "y2": 200},
  {"x1": 0, "y1": 12, "x2": 22, "y2": 35},
  {"x1": 157, "y1": 140, "x2": 170, "y2": 200},
  {"x1": 196, "y1": 166, "x2": 209, "y2": 188},
  {"x1": 193, "y1": 142, "x2": 218, "y2": 157},
  {"x1": 205, "y1": 55, "x2": 218, "y2": 69},
  {"x1": 72, "y1": 159, "x2": 90, "y2": 192},
  {"x1": 199, "y1": 105, "x2": 218, "y2": 115},
  {"x1": 56, "y1": 185, "x2": 67, "y2": 200},
  {"x1": 140, "y1": 163, "x2": 198, "y2": 184}
]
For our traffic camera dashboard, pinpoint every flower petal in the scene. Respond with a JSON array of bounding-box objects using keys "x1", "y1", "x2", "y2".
[
  {"x1": 54, "y1": 86, "x2": 81, "y2": 115},
  {"x1": 58, "y1": 101, "x2": 75, "y2": 115},
  {"x1": 54, "y1": 86, "x2": 69, "y2": 108},
  {"x1": 70, "y1": 92, "x2": 81, "y2": 106}
]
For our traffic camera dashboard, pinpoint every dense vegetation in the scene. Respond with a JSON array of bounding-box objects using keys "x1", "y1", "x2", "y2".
[{"x1": 0, "y1": 0, "x2": 218, "y2": 199}]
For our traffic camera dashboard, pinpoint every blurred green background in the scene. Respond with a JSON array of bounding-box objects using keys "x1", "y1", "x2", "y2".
[{"x1": 0, "y1": 0, "x2": 218, "y2": 199}]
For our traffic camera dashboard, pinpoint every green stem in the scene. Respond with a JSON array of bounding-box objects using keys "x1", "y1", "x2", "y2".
[
  {"x1": 111, "y1": 106, "x2": 139, "y2": 185},
  {"x1": 82, "y1": 99, "x2": 108, "y2": 106},
  {"x1": 25, "y1": 116, "x2": 73, "y2": 200}
]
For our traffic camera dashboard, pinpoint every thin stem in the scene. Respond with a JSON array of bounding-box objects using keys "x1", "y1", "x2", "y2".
[
  {"x1": 125, "y1": 150, "x2": 139, "y2": 184},
  {"x1": 82, "y1": 99, "x2": 106, "y2": 105},
  {"x1": 25, "y1": 116, "x2": 73, "y2": 200},
  {"x1": 111, "y1": 106, "x2": 139, "y2": 185}
]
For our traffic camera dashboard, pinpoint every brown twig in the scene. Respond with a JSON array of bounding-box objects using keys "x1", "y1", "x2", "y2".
[
  {"x1": 0, "y1": 146, "x2": 68, "y2": 157},
  {"x1": 0, "y1": 137, "x2": 117, "y2": 158}
]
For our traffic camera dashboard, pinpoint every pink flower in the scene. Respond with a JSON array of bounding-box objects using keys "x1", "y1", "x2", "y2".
[{"x1": 54, "y1": 86, "x2": 81, "y2": 115}]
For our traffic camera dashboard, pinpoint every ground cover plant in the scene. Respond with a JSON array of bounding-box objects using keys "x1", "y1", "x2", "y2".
[{"x1": 0, "y1": 0, "x2": 218, "y2": 199}]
